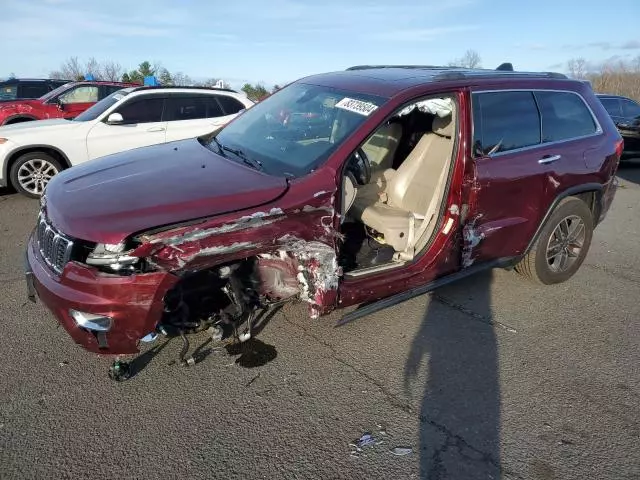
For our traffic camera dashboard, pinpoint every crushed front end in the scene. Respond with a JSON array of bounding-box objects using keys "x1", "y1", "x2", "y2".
[
  {"x1": 25, "y1": 210, "x2": 178, "y2": 355},
  {"x1": 25, "y1": 195, "x2": 342, "y2": 359}
]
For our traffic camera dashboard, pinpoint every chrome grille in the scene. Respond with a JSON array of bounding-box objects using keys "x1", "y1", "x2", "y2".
[{"x1": 35, "y1": 214, "x2": 73, "y2": 274}]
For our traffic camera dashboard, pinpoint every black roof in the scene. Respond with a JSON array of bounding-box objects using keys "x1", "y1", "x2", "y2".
[{"x1": 0, "y1": 78, "x2": 72, "y2": 84}]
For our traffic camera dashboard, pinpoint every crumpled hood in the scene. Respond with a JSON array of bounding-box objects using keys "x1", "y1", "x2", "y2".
[
  {"x1": 44, "y1": 138, "x2": 288, "y2": 244},
  {"x1": 0, "y1": 118, "x2": 74, "y2": 135}
]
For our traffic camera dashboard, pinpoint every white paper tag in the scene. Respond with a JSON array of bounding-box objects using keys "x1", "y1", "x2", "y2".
[{"x1": 335, "y1": 97, "x2": 378, "y2": 116}]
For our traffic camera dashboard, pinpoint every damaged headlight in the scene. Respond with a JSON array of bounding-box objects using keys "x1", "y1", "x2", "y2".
[{"x1": 86, "y1": 242, "x2": 139, "y2": 268}]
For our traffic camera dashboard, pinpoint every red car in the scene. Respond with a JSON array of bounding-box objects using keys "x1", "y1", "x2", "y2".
[
  {"x1": 0, "y1": 80, "x2": 138, "y2": 125},
  {"x1": 25, "y1": 64, "x2": 622, "y2": 380}
]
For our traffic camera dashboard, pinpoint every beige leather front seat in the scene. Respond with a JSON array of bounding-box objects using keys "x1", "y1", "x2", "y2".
[
  {"x1": 361, "y1": 122, "x2": 403, "y2": 172},
  {"x1": 350, "y1": 115, "x2": 455, "y2": 252}
]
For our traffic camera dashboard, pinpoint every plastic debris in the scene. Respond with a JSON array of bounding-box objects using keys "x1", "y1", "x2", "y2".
[
  {"x1": 349, "y1": 432, "x2": 385, "y2": 457},
  {"x1": 376, "y1": 424, "x2": 389, "y2": 436},
  {"x1": 390, "y1": 447, "x2": 413, "y2": 456},
  {"x1": 354, "y1": 433, "x2": 376, "y2": 449}
]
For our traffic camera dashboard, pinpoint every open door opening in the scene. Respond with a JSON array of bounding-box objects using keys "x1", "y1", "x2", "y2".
[{"x1": 338, "y1": 94, "x2": 459, "y2": 276}]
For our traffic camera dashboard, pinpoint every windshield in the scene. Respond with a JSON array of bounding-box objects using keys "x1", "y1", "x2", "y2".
[
  {"x1": 38, "y1": 82, "x2": 73, "y2": 102},
  {"x1": 73, "y1": 90, "x2": 130, "y2": 122},
  {"x1": 208, "y1": 83, "x2": 388, "y2": 177}
]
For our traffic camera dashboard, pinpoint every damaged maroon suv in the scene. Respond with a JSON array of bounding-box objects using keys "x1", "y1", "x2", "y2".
[{"x1": 25, "y1": 64, "x2": 622, "y2": 379}]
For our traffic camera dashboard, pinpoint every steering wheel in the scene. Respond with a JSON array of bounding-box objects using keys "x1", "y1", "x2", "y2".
[{"x1": 346, "y1": 148, "x2": 372, "y2": 186}]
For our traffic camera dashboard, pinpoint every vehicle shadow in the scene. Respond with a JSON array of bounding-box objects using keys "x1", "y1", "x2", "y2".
[
  {"x1": 404, "y1": 270, "x2": 502, "y2": 478},
  {"x1": 617, "y1": 157, "x2": 640, "y2": 186},
  {"x1": 0, "y1": 186, "x2": 15, "y2": 197}
]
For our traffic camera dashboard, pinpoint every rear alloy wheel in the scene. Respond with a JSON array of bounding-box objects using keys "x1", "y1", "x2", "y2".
[
  {"x1": 515, "y1": 197, "x2": 594, "y2": 285},
  {"x1": 10, "y1": 152, "x2": 63, "y2": 199}
]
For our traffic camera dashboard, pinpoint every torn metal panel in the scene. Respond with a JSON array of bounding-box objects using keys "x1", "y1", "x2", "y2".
[
  {"x1": 462, "y1": 215, "x2": 485, "y2": 268},
  {"x1": 130, "y1": 199, "x2": 341, "y2": 317},
  {"x1": 142, "y1": 208, "x2": 285, "y2": 246}
]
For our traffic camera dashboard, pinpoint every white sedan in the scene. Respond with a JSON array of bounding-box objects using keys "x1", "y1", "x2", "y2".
[{"x1": 0, "y1": 86, "x2": 254, "y2": 197}]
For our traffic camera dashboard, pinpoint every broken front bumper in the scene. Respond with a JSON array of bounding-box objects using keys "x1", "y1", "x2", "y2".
[{"x1": 25, "y1": 234, "x2": 178, "y2": 355}]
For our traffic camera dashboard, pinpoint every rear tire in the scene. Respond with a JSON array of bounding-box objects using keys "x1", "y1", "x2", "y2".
[
  {"x1": 515, "y1": 197, "x2": 593, "y2": 285},
  {"x1": 9, "y1": 151, "x2": 63, "y2": 199}
]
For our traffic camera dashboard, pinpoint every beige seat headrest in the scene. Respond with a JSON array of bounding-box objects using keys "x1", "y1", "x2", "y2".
[{"x1": 433, "y1": 115, "x2": 454, "y2": 138}]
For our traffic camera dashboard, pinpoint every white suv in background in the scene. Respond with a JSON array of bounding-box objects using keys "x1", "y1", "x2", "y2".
[{"x1": 0, "y1": 86, "x2": 254, "y2": 197}]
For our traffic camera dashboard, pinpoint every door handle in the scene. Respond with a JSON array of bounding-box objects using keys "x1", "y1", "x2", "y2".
[
  {"x1": 147, "y1": 126, "x2": 165, "y2": 132},
  {"x1": 538, "y1": 154, "x2": 561, "y2": 164}
]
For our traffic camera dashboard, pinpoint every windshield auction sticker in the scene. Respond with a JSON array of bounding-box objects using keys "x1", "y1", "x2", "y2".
[{"x1": 335, "y1": 97, "x2": 379, "y2": 116}]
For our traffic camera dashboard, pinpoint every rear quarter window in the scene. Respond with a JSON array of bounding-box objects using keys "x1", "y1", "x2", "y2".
[
  {"x1": 534, "y1": 91, "x2": 597, "y2": 142},
  {"x1": 472, "y1": 91, "x2": 541, "y2": 155},
  {"x1": 216, "y1": 95, "x2": 246, "y2": 115},
  {"x1": 165, "y1": 96, "x2": 208, "y2": 121},
  {"x1": 622, "y1": 99, "x2": 640, "y2": 118}
]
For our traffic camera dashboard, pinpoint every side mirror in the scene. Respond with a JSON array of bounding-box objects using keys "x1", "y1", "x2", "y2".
[
  {"x1": 56, "y1": 99, "x2": 65, "y2": 111},
  {"x1": 106, "y1": 112, "x2": 123, "y2": 125}
]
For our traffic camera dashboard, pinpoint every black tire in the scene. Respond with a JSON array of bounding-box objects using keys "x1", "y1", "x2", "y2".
[
  {"x1": 9, "y1": 151, "x2": 63, "y2": 199},
  {"x1": 515, "y1": 197, "x2": 594, "y2": 285}
]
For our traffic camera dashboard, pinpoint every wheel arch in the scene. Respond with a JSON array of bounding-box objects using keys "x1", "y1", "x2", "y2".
[
  {"x1": 521, "y1": 183, "x2": 603, "y2": 259},
  {"x1": 4, "y1": 145, "x2": 72, "y2": 186},
  {"x1": 2, "y1": 115, "x2": 39, "y2": 125}
]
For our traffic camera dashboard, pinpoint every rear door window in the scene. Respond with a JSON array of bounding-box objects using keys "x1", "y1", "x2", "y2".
[
  {"x1": 165, "y1": 96, "x2": 209, "y2": 121},
  {"x1": 216, "y1": 95, "x2": 246, "y2": 115},
  {"x1": 115, "y1": 96, "x2": 165, "y2": 124},
  {"x1": 19, "y1": 82, "x2": 49, "y2": 99},
  {"x1": 534, "y1": 91, "x2": 597, "y2": 143},
  {"x1": 600, "y1": 97, "x2": 622, "y2": 117},
  {"x1": 472, "y1": 91, "x2": 541, "y2": 155}
]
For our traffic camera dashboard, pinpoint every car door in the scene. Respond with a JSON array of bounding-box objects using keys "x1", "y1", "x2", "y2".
[
  {"x1": 163, "y1": 94, "x2": 222, "y2": 142},
  {"x1": 85, "y1": 94, "x2": 167, "y2": 161},
  {"x1": 465, "y1": 88, "x2": 602, "y2": 265},
  {"x1": 464, "y1": 89, "x2": 552, "y2": 265},
  {"x1": 57, "y1": 84, "x2": 100, "y2": 119}
]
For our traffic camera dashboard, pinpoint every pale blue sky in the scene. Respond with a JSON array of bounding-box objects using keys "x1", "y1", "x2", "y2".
[{"x1": 1, "y1": 0, "x2": 639, "y2": 89}]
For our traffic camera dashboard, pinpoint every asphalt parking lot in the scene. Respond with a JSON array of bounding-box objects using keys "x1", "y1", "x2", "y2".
[{"x1": 0, "y1": 163, "x2": 639, "y2": 480}]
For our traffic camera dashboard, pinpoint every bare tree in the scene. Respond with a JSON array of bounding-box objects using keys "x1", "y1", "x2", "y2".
[
  {"x1": 567, "y1": 57, "x2": 588, "y2": 79},
  {"x1": 448, "y1": 49, "x2": 482, "y2": 68},
  {"x1": 171, "y1": 72, "x2": 195, "y2": 86},
  {"x1": 50, "y1": 56, "x2": 84, "y2": 80},
  {"x1": 101, "y1": 61, "x2": 124, "y2": 81},
  {"x1": 574, "y1": 55, "x2": 640, "y2": 101}
]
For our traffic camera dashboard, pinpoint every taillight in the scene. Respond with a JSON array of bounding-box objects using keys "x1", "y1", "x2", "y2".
[{"x1": 615, "y1": 138, "x2": 624, "y2": 158}]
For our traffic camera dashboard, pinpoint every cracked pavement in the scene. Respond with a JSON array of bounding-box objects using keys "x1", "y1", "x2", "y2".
[{"x1": 1, "y1": 162, "x2": 639, "y2": 479}]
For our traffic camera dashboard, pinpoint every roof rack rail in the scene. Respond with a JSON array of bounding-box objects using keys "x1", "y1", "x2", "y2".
[
  {"x1": 130, "y1": 85, "x2": 238, "y2": 93},
  {"x1": 346, "y1": 65, "x2": 449, "y2": 71},
  {"x1": 345, "y1": 63, "x2": 568, "y2": 80}
]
